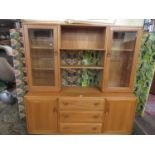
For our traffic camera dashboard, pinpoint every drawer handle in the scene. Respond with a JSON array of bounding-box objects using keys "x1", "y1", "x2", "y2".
[
  {"x1": 63, "y1": 127, "x2": 69, "y2": 130},
  {"x1": 63, "y1": 114, "x2": 69, "y2": 118},
  {"x1": 93, "y1": 115, "x2": 99, "y2": 119},
  {"x1": 94, "y1": 102, "x2": 100, "y2": 106},
  {"x1": 63, "y1": 102, "x2": 69, "y2": 106},
  {"x1": 92, "y1": 127, "x2": 97, "y2": 131}
]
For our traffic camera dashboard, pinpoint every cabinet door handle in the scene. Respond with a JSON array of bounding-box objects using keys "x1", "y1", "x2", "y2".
[
  {"x1": 54, "y1": 51, "x2": 58, "y2": 56},
  {"x1": 49, "y1": 43, "x2": 53, "y2": 47},
  {"x1": 93, "y1": 115, "x2": 99, "y2": 119},
  {"x1": 104, "y1": 100, "x2": 110, "y2": 116},
  {"x1": 53, "y1": 107, "x2": 57, "y2": 112},
  {"x1": 107, "y1": 52, "x2": 111, "y2": 57},
  {"x1": 63, "y1": 114, "x2": 69, "y2": 118},
  {"x1": 63, "y1": 127, "x2": 69, "y2": 130},
  {"x1": 63, "y1": 102, "x2": 69, "y2": 106},
  {"x1": 94, "y1": 102, "x2": 99, "y2": 106},
  {"x1": 92, "y1": 127, "x2": 97, "y2": 131}
]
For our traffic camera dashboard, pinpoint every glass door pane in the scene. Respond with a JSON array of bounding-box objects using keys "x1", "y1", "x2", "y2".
[
  {"x1": 108, "y1": 31, "x2": 137, "y2": 87},
  {"x1": 28, "y1": 29, "x2": 55, "y2": 86}
]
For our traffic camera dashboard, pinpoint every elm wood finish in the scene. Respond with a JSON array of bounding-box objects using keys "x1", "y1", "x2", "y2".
[
  {"x1": 23, "y1": 22, "x2": 143, "y2": 134},
  {"x1": 25, "y1": 90, "x2": 137, "y2": 134}
]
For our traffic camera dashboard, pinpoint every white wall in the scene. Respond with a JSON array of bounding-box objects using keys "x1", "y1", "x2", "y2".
[{"x1": 114, "y1": 19, "x2": 144, "y2": 26}]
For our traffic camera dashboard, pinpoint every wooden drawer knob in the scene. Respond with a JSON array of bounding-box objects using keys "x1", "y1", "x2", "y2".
[
  {"x1": 63, "y1": 127, "x2": 69, "y2": 130},
  {"x1": 92, "y1": 127, "x2": 97, "y2": 131},
  {"x1": 63, "y1": 114, "x2": 69, "y2": 118},
  {"x1": 63, "y1": 102, "x2": 69, "y2": 106},
  {"x1": 93, "y1": 115, "x2": 99, "y2": 119},
  {"x1": 94, "y1": 102, "x2": 100, "y2": 106}
]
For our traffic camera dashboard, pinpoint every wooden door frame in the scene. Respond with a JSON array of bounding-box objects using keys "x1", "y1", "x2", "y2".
[
  {"x1": 103, "y1": 26, "x2": 143, "y2": 92},
  {"x1": 23, "y1": 24, "x2": 60, "y2": 92}
]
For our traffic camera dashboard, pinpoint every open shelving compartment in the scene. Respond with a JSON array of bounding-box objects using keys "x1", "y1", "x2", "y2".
[{"x1": 60, "y1": 25, "x2": 106, "y2": 91}]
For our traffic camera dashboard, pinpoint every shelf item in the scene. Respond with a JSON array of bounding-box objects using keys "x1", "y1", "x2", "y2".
[{"x1": 61, "y1": 25, "x2": 106, "y2": 49}]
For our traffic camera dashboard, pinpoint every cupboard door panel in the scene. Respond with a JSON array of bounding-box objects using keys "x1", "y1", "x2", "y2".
[
  {"x1": 104, "y1": 27, "x2": 142, "y2": 92},
  {"x1": 23, "y1": 25, "x2": 60, "y2": 91},
  {"x1": 108, "y1": 31, "x2": 136, "y2": 88},
  {"x1": 104, "y1": 98, "x2": 136, "y2": 134},
  {"x1": 25, "y1": 97, "x2": 58, "y2": 134}
]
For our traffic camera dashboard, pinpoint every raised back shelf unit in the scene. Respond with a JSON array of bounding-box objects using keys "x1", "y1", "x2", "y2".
[{"x1": 60, "y1": 25, "x2": 106, "y2": 89}]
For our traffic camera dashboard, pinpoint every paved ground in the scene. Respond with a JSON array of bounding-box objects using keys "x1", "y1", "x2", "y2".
[{"x1": 0, "y1": 101, "x2": 27, "y2": 135}]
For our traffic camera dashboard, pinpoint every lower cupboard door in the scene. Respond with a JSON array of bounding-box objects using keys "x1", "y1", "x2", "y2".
[
  {"x1": 104, "y1": 98, "x2": 136, "y2": 134},
  {"x1": 59, "y1": 123, "x2": 102, "y2": 134},
  {"x1": 26, "y1": 97, "x2": 58, "y2": 134}
]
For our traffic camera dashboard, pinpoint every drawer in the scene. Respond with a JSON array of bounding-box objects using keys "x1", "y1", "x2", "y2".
[
  {"x1": 59, "y1": 123, "x2": 102, "y2": 134},
  {"x1": 60, "y1": 111, "x2": 103, "y2": 123},
  {"x1": 59, "y1": 98, "x2": 104, "y2": 110}
]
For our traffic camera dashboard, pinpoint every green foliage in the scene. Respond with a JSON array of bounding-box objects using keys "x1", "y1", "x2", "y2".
[{"x1": 134, "y1": 33, "x2": 155, "y2": 115}]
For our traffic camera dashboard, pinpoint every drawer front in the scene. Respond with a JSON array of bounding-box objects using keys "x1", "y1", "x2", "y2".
[
  {"x1": 59, "y1": 98, "x2": 104, "y2": 110},
  {"x1": 60, "y1": 111, "x2": 103, "y2": 123},
  {"x1": 59, "y1": 123, "x2": 102, "y2": 134}
]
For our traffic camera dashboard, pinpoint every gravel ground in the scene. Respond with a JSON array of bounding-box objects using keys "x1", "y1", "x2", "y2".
[{"x1": 0, "y1": 101, "x2": 27, "y2": 135}]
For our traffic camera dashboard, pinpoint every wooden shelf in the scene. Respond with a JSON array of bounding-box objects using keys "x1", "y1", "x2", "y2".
[
  {"x1": 31, "y1": 46, "x2": 53, "y2": 50},
  {"x1": 111, "y1": 48, "x2": 133, "y2": 52},
  {"x1": 32, "y1": 68, "x2": 54, "y2": 71},
  {"x1": 61, "y1": 65, "x2": 104, "y2": 69},
  {"x1": 60, "y1": 48, "x2": 105, "y2": 51}
]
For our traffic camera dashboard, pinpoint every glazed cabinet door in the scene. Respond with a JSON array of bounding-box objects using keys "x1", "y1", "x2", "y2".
[
  {"x1": 25, "y1": 97, "x2": 58, "y2": 134},
  {"x1": 23, "y1": 25, "x2": 60, "y2": 91},
  {"x1": 104, "y1": 27, "x2": 142, "y2": 92},
  {"x1": 103, "y1": 98, "x2": 136, "y2": 134}
]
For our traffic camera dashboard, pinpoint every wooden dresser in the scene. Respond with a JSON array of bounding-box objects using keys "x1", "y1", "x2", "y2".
[{"x1": 23, "y1": 22, "x2": 142, "y2": 134}]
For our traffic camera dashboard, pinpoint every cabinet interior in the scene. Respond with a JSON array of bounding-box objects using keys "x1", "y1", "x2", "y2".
[
  {"x1": 60, "y1": 50, "x2": 104, "y2": 88},
  {"x1": 61, "y1": 26, "x2": 106, "y2": 50}
]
